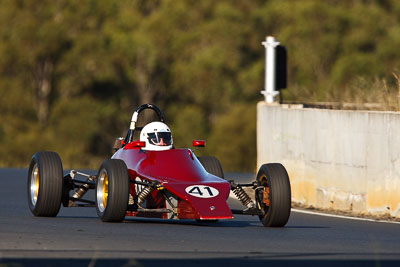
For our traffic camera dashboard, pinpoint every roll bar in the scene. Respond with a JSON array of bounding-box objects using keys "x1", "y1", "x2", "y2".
[{"x1": 124, "y1": 104, "x2": 165, "y2": 144}]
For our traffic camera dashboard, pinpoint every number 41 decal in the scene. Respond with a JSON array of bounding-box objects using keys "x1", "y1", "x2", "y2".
[{"x1": 185, "y1": 185, "x2": 219, "y2": 198}]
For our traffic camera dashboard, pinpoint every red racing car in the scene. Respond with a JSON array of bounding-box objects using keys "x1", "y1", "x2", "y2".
[{"x1": 27, "y1": 104, "x2": 291, "y2": 227}]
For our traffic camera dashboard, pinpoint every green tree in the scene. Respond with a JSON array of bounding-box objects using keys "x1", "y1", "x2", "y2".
[{"x1": 2, "y1": 0, "x2": 400, "y2": 170}]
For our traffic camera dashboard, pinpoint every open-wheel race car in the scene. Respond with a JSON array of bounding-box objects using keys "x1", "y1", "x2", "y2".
[{"x1": 28, "y1": 104, "x2": 291, "y2": 227}]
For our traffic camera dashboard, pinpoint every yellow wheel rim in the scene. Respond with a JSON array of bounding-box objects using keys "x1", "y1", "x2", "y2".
[{"x1": 97, "y1": 171, "x2": 109, "y2": 212}]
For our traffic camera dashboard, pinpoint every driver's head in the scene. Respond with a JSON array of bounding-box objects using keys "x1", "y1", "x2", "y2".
[{"x1": 140, "y1": 121, "x2": 173, "y2": 151}]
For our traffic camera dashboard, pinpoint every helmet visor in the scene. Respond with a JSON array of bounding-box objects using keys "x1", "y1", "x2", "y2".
[{"x1": 147, "y1": 132, "x2": 172, "y2": 146}]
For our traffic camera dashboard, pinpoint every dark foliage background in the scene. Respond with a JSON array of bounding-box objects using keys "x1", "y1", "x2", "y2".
[{"x1": 1, "y1": 0, "x2": 400, "y2": 171}]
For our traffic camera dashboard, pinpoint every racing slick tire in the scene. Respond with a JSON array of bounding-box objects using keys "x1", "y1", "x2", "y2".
[
  {"x1": 255, "y1": 163, "x2": 291, "y2": 227},
  {"x1": 198, "y1": 156, "x2": 224, "y2": 178},
  {"x1": 96, "y1": 159, "x2": 129, "y2": 222},
  {"x1": 27, "y1": 151, "x2": 63, "y2": 217}
]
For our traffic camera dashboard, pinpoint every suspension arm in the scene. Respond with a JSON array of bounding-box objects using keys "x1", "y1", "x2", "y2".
[
  {"x1": 69, "y1": 197, "x2": 95, "y2": 205},
  {"x1": 66, "y1": 197, "x2": 96, "y2": 208},
  {"x1": 70, "y1": 170, "x2": 96, "y2": 179},
  {"x1": 137, "y1": 208, "x2": 173, "y2": 213},
  {"x1": 236, "y1": 183, "x2": 257, "y2": 187},
  {"x1": 69, "y1": 203, "x2": 95, "y2": 207},
  {"x1": 63, "y1": 170, "x2": 97, "y2": 207},
  {"x1": 229, "y1": 180, "x2": 257, "y2": 188},
  {"x1": 229, "y1": 180, "x2": 258, "y2": 209},
  {"x1": 129, "y1": 180, "x2": 156, "y2": 186},
  {"x1": 231, "y1": 209, "x2": 263, "y2": 216},
  {"x1": 71, "y1": 179, "x2": 96, "y2": 187}
]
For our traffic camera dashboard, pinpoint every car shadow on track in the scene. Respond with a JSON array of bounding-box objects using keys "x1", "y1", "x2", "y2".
[
  {"x1": 57, "y1": 216, "x2": 98, "y2": 219},
  {"x1": 56, "y1": 214, "x2": 256, "y2": 227},
  {"x1": 55, "y1": 216, "x2": 328, "y2": 229},
  {"x1": 123, "y1": 217, "x2": 257, "y2": 227},
  {"x1": 284, "y1": 226, "x2": 330, "y2": 229}
]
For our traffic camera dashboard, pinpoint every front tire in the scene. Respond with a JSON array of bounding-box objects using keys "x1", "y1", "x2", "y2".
[
  {"x1": 95, "y1": 159, "x2": 129, "y2": 222},
  {"x1": 255, "y1": 163, "x2": 291, "y2": 227},
  {"x1": 198, "y1": 156, "x2": 224, "y2": 178},
  {"x1": 27, "y1": 151, "x2": 63, "y2": 217}
]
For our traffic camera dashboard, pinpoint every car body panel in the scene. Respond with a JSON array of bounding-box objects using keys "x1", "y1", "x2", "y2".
[{"x1": 112, "y1": 145, "x2": 233, "y2": 220}]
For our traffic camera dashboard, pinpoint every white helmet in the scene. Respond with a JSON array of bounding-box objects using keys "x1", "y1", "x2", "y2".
[{"x1": 140, "y1": 121, "x2": 173, "y2": 151}]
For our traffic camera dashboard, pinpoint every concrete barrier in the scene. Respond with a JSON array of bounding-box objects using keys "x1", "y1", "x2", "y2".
[{"x1": 257, "y1": 101, "x2": 400, "y2": 218}]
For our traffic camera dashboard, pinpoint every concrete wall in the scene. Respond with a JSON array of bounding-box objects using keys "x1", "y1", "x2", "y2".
[{"x1": 257, "y1": 102, "x2": 400, "y2": 218}]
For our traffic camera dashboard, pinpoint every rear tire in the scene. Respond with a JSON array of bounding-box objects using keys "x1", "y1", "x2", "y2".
[
  {"x1": 27, "y1": 151, "x2": 63, "y2": 217},
  {"x1": 255, "y1": 163, "x2": 291, "y2": 227},
  {"x1": 198, "y1": 156, "x2": 224, "y2": 178},
  {"x1": 95, "y1": 159, "x2": 129, "y2": 222}
]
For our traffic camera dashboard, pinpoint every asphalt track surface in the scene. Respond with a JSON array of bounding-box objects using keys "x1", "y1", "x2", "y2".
[{"x1": 1, "y1": 169, "x2": 400, "y2": 267}]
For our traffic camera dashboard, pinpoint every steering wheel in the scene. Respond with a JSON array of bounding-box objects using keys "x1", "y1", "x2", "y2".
[{"x1": 124, "y1": 103, "x2": 165, "y2": 144}]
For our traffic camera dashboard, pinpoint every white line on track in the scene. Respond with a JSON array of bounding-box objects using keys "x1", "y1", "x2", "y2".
[
  {"x1": 229, "y1": 195, "x2": 400, "y2": 225},
  {"x1": 292, "y1": 208, "x2": 400, "y2": 225}
]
